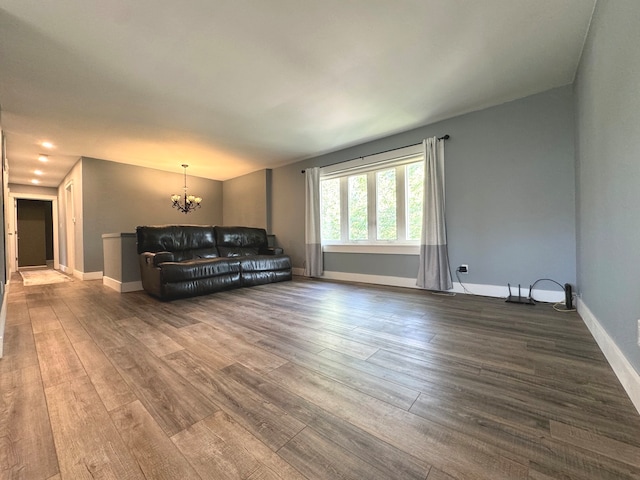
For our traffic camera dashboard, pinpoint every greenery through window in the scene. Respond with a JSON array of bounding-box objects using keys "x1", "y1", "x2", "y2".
[
  {"x1": 320, "y1": 178, "x2": 340, "y2": 241},
  {"x1": 406, "y1": 162, "x2": 424, "y2": 241},
  {"x1": 376, "y1": 169, "x2": 396, "y2": 240},
  {"x1": 348, "y1": 175, "x2": 368, "y2": 240},
  {"x1": 320, "y1": 158, "x2": 424, "y2": 244}
]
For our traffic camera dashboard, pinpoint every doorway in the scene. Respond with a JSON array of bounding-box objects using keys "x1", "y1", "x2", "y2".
[
  {"x1": 8, "y1": 193, "x2": 59, "y2": 275},
  {"x1": 16, "y1": 199, "x2": 54, "y2": 268},
  {"x1": 64, "y1": 181, "x2": 75, "y2": 274}
]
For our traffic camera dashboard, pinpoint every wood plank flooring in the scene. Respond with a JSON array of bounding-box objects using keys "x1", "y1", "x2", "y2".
[{"x1": 2, "y1": 274, "x2": 640, "y2": 480}]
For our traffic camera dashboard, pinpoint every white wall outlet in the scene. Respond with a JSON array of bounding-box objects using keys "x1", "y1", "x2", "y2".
[{"x1": 458, "y1": 264, "x2": 469, "y2": 274}]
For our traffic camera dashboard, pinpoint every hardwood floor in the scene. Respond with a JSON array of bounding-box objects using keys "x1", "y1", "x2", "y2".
[{"x1": 1, "y1": 274, "x2": 640, "y2": 479}]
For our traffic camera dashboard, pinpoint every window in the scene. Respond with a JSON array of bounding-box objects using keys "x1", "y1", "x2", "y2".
[{"x1": 319, "y1": 147, "x2": 424, "y2": 246}]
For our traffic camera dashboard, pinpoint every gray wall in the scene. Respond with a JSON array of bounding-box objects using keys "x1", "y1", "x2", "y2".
[
  {"x1": 574, "y1": 0, "x2": 640, "y2": 372},
  {"x1": 222, "y1": 169, "x2": 271, "y2": 231},
  {"x1": 80, "y1": 157, "x2": 223, "y2": 273},
  {"x1": 324, "y1": 253, "x2": 419, "y2": 278},
  {"x1": 102, "y1": 233, "x2": 140, "y2": 284},
  {"x1": 272, "y1": 86, "x2": 576, "y2": 290}
]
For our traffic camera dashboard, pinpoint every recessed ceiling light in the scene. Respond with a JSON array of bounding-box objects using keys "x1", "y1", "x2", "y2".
[
  {"x1": 31, "y1": 179, "x2": 40, "y2": 184},
  {"x1": 38, "y1": 154, "x2": 48, "y2": 162},
  {"x1": 41, "y1": 141, "x2": 54, "y2": 149},
  {"x1": 34, "y1": 170, "x2": 43, "y2": 176}
]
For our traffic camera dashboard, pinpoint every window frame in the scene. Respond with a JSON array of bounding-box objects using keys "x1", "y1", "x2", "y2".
[{"x1": 319, "y1": 144, "x2": 424, "y2": 251}]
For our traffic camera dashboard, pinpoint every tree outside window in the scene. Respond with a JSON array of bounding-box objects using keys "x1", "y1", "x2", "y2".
[{"x1": 320, "y1": 159, "x2": 423, "y2": 244}]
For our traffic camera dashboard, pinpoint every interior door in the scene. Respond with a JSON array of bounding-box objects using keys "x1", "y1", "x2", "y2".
[{"x1": 17, "y1": 199, "x2": 47, "y2": 267}]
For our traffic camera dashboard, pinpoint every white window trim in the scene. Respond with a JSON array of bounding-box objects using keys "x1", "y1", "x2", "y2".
[
  {"x1": 320, "y1": 144, "x2": 424, "y2": 252},
  {"x1": 320, "y1": 144, "x2": 423, "y2": 177},
  {"x1": 323, "y1": 244, "x2": 420, "y2": 255}
]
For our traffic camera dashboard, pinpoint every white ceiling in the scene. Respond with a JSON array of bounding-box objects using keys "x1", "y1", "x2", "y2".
[{"x1": 0, "y1": 0, "x2": 596, "y2": 187}]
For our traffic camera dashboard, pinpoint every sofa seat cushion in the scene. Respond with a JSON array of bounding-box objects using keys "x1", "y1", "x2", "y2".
[
  {"x1": 172, "y1": 247, "x2": 220, "y2": 261},
  {"x1": 238, "y1": 255, "x2": 291, "y2": 272},
  {"x1": 160, "y1": 258, "x2": 240, "y2": 283},
  {"x1": 242, "y1": 270, "x2": 292, "y2": 287},
  {"x1": 218, "y1": 246, "x2": 259, "y2": 257},
  {"x1": 163, "y1": 274, "x2": 241, "y2": 299}
]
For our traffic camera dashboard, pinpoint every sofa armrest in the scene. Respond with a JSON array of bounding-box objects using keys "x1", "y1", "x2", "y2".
[
  {"x1": 141, "y1": 251, "x2": 175, "y2": 267},
  {"x1": 259, "y1": 247, "x2": 284, "y2": 255}
]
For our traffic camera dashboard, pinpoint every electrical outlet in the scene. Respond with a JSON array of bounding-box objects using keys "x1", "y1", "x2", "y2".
[{"x1": 458, "y1": 264, "x2": 469, "y2": 274}]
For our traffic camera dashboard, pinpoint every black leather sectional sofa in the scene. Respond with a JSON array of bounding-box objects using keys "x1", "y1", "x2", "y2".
[{"x1": 136, "y1": 225, "x2": 292, "y2": 300}]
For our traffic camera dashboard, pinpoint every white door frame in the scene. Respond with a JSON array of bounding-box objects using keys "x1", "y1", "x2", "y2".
[
  {"x1": 9, "y1": 193, "x2": 59, "y2": 273},
  {"x1": 64, "y1": 181, "x2": 75, "y2": 274}
]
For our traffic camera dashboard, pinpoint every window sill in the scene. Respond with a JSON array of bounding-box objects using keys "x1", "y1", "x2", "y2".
[{"x1": 322, "y1": 244, "x2": 420, "y2": 255}]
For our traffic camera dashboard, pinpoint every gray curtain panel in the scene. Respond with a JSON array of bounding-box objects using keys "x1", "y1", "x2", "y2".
[
  {"x1": 417, "y1": 137, "x2": 452, "y2": 291},
  {"x1": 304, "y1": 167, "x2": 323, "y2": 277}
]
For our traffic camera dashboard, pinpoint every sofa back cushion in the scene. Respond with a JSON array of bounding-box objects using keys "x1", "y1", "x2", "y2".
[
  {"x1": 214, "y1": 226, "x2": 267, "y2": 257},
  {"x1": 136, "y1": 225, "x2": 217, "y2": 255}
]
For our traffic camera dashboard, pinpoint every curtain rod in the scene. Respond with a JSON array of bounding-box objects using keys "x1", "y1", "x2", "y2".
[{"x1": 301, "y1": 135, "x2": 449, "y2": 174}]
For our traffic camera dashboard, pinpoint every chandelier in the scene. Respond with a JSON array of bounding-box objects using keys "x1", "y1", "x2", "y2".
[{"x1": 171, "y1": 164, "x2": 202, "y2": 214}]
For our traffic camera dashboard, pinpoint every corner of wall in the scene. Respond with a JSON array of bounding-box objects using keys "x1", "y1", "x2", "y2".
[{"x1": 578, "y1": 298, "x2": 640, "y2": 415}]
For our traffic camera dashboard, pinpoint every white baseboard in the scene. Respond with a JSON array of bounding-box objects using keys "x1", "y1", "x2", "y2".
[
  {"x1": 60, "y1": 265, "x2": 103, "y2": 281},
  {"x1": 0, "y1": 282, "x2": 9, "y2": 358},
  {"x1": 577, "y1": 298, "x2": 640, "y2": 415},
  {"x1": 103, "y1": 276, "x2": 143, "y2": 293},
  {"x1": 74, "y1": 270, "x2": 103, "y2": 281},
  {"x1": 450, "y1": 281, "x2": 565, "y2": 303},
  {"x1": 316, "y1": 270, "x2": 565, "y2": 302}
]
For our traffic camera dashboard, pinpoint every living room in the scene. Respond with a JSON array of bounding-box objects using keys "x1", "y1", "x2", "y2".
[{"x1": 1, "y1": 1, "x2": 639, "y2": 479}]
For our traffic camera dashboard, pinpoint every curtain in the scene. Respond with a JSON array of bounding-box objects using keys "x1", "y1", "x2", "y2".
[
  {"x1": 304, "y1": 167, "x2": 323, "y2": 277},
  {"x1": 417, "y1": 137, "x2": 452, "y2": 291}
]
